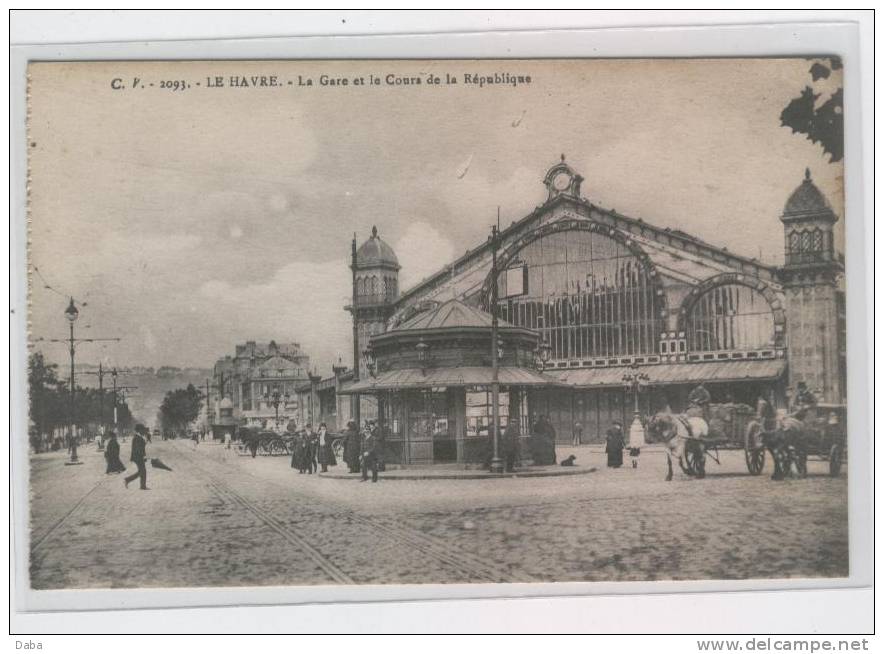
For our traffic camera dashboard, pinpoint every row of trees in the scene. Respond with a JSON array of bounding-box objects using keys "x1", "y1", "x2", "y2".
[
  {"x1": 157, "y1": 384, "x2": 204, "y2": 436},
  {"x1": 28, "y1": 352, "x2": 134, "y2": 451}
]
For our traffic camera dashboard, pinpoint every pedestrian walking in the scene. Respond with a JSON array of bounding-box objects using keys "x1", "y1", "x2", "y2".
[
  {"x1": 605, "y1": 420, "x2": 625, "y2": 469},
  {"x1": 343, "y1": 420, "x2": 361, "y2": 474},
  {"x1": 124, "y1": 424, "x2": 149, "y2": 490},
  {"x1": 104, "y1": 431, "x2": 126, "y2": 474},
  {"x1": 572, "y1": 420, "x2": 583, "y2": 447},
  {"x1": 303, "y1": 424, "x2": 318, "y2": 474},
  {"x1": 317, "y1": 423, "x2": 337, "y2": 473},
  {"x1": 247, "y1": 429, "x2": 259, "y2": 458},
  {"x1": 360, "y1": 426, "x2": 379, "y2": 483}
]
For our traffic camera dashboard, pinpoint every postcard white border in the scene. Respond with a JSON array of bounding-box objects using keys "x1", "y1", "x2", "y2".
[{"x1": 9, "y1": 12, "x2": 874, "y2": 634}]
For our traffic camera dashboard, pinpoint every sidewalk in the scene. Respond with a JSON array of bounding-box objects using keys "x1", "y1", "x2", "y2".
[{"x1": 319, "y1": 464, "x2": 599, "y2": 481}]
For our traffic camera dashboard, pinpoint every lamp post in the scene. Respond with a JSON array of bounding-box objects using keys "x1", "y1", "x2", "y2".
[
  {"x1": 489, "y1": 222, "x2": 504, "y2": 474},
  {"x1": 64, "y1": 298, "x2": 81, "y2": 464},
  {"x1": 622, "y1": 364, "x2": 650, "y2": 463},
  {"x1": 263, "y1": 385, "x2": 290, "y2": 430},
  {"x1": 39, "y1": 302, "x2": 120, "y2": 466}
]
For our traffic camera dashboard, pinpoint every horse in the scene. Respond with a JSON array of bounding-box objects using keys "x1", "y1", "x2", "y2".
[
  {"x1": 762, "y1": 411, "x2": 810, "y2": 480},
  {"x1": 647, "y1": 412, "x2": 710, "y2": 481}
]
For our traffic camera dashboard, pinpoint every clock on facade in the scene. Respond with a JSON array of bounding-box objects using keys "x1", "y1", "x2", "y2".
[{"x1": 552, "y1": 171, "x2": 571, "y2": 191}]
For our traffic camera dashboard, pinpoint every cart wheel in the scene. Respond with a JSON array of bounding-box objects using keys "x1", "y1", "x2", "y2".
[
  {"x1": 744, "y1": 422, "x2": 766, "y2": 475},
  {"x1": 829, "y1": 443, "x2": 843, "y2": 477},
  {"x1": 332, "y1": 438, "x2": 344, "y2": 461},
  {"x1": 267, "y1": 439, "x2": 286, "y2": 456}
]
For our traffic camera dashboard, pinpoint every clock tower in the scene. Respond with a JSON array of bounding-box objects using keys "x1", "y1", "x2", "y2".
[{"x1": 543, "y1": 154, "x2": 583, "y2": 201}]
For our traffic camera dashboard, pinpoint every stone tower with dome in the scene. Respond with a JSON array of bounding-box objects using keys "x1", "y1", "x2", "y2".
[
  {"x1": 779, "y1": 168, "x2": 846, "y2": 403},
  {"x1": 348, "y1": 225, "x2": 400, "y2": 384}
]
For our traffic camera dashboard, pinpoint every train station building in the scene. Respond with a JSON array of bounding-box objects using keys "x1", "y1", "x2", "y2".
[{"x1": 336, "y1": 159, "x2": 846, "y2": 463}]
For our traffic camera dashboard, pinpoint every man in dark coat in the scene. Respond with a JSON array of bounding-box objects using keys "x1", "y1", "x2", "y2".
[
  {"x1": 303, "y1": 424, "x2": 318, "y2": 474},
  {"x1": 502, "y1": 421, "x2": 520, "y2": 472},
  {"x1": 361, "y1": 426, "x2": 379, "y2": 482},
  {"x1": 688, "y1": 383, "x2": 712, "y2": 419},
  {"x1": 104, "y1": 431, "x2": 126, "y2": 474},
  {"x1": 605, "y1": 421, "x2": 625, "y2": 468},
  {"x1": 124, "y1": 425, "x2": 149, "y2": 489},
  {"x1": 317, "y1": 423, "x2": 336, "y2": 473},
  {"x1": 343, "y1": 421, "x2": 361, "y2": 473}
]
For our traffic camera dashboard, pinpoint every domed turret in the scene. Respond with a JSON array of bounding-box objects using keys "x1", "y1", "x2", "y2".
[
  {"x1": 218, "y1": 397, "x2": 234, "y2": 410},
  {"x1": 780, "y1": 168, "x2": 838, "y2": 267},
  {"x1": 782, "y1": 168, "x2": 835, "y2": 218},
  {"x1": 355, "y1": 225, "x2": 400, "y2": 271}
]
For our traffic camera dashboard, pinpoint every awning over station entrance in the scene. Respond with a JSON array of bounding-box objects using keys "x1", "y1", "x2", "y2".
[
  {"x1": 549, "y1": 359, "x2": 786, "y2": 388},
  {"x1": 341, "y1": 366, "x2": 563, "y2": 394}
]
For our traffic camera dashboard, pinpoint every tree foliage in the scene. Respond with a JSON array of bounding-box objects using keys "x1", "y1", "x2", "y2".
[
  {"x1": 159, "y1": 384, "x2": 204, "y2": 434},
  {"x1": 28, "y1": 351, "x2": 134, "y2": 451},
  {"x1": 780, "y1": 57, "x2": 843, "y2": 162}
]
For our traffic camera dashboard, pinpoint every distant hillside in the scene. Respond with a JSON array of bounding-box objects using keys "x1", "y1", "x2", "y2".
[{"x1": 75, "y1": 364, "x2": 212, "y2": 430}]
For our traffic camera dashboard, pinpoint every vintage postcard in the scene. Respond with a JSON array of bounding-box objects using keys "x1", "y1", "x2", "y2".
[{"x1": 25, "y1": 58, "x2": 848, "y2": 591}]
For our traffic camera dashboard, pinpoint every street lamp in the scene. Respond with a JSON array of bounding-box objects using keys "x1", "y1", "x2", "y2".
[
  {"x1": 622, "y1": 364, "x2": 650, "y2": 466},
  {"x1": 489, "y1": 221, "x2": 503, "y2": 474},
  {"x1": 263, "y1": 385, "x2": 290, "y2": 430},
  {"x1": 64, "y1": 298, "x2": 81, "y2": 465},
  {"x1": 40, "y1": 300, "x2": 120, "y2": 464}
]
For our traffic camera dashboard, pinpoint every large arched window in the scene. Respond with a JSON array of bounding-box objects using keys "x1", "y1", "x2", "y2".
[
  {"x1": 686, "y1": 284, "x2": 775, "y2": 352},
  {"x1": 495, "y1": 228, "x2": 662, "y2": 360}
]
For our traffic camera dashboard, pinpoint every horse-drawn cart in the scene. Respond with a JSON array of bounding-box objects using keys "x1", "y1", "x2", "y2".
[
  {"x1": 743, "y1": 403, "x2": 846, "y2": 477},
  {"x1": 652, "y1": 403, "x2": 762, "y2": 479}
]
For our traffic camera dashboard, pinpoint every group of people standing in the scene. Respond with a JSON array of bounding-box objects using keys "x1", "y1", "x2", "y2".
[
  {"x1": 341, "y1": 420, "x2": 381, "y2": 482},
  {"x1": 289, "y1": 423, "x2": 337, "y2": 474}
]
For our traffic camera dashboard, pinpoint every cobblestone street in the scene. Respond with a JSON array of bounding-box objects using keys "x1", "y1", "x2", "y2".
[{"x1": 28, "y1": 440, "x2": 848, "y2": 589}]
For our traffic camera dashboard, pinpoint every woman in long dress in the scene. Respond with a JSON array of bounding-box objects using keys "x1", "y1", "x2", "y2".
[
  {"x1": 605, "y1": 421, "x2": 625, "y2": 468},
  {"x1": 291, "y1": 433, "x2": 305, "y2": 473},
  {"x1": 104, "y1": 432, "x2": 126, "y2": 474}
]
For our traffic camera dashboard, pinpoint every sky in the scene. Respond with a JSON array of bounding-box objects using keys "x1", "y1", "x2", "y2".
[{"x1": 27, "y1": 58, "x2": 844, "y2": 374}]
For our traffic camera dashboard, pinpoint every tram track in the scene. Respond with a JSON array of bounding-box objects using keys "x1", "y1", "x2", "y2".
[
  {"x1": 31, "y1": 478, "x2": 105, "y2": 552},
  {"x1": 179, "y1": 449, "x2": 354, "y2": 584},
  {"x1": 177, "y1": 444, "x2": 537, "y2": 584}
]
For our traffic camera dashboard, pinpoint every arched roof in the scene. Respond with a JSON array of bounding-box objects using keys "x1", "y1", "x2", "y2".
[
  {"x1": 356, "y1": 225, "x2": 400, "y2": 270},
  {"x1": 479, "y1": 217, "x2": 668, "y2": 318},
  {"x1": 219, "y1": 397, "x2": 234, "y2": 409}
]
